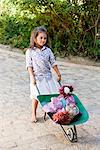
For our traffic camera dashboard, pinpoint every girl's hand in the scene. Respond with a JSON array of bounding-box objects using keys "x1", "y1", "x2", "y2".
[
  {"x1": 30, "y1": 75, "x2": 36, "y2": 85},
  {"x1": 57, "y1": 74, "x2": 61, "y2": 82},
  {"x1": 32, "y1": 79, "x2": 36, "y2": 85}
]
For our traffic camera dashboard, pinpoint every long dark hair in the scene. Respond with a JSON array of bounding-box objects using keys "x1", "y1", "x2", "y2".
[{"x1": 30, "y1": 26, "x2": 49, "y2": 49}]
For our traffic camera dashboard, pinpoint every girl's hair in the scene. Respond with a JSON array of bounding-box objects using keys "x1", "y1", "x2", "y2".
[{"x1": 30, "y1": 26, "x2": 49, "y2": 49}]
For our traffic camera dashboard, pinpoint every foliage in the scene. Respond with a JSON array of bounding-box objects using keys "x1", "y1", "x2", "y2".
[{"x1": 0, "y1": 0, "x2": 99, "y2": 59}]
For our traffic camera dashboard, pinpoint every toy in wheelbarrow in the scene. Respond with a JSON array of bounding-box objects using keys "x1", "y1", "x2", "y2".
[{"x1": 37, "y1": 84, "x2": 89, "y2": 142}]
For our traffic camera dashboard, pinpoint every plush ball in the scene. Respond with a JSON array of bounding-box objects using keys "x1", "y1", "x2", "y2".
[
  {"x1": 59, "y1": 85, "x2": 73, "y2": 96},
  {"x1": 64, "y1": 87, "x2": 70, "y2": 94}
]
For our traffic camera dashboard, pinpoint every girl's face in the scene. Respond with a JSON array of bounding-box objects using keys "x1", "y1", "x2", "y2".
[{"x1": 35, "y1": 32, "x2": 47, "y2": 48}]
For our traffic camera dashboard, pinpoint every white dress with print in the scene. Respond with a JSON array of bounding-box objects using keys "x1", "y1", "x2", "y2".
[{"x1": 26, "y1": 46, "x2": 60, "y2": 100}]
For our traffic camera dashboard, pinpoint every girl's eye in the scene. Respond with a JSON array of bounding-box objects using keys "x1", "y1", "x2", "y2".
[{"x1": 40, "y1": 37, "x2": 47, "y2": 40}]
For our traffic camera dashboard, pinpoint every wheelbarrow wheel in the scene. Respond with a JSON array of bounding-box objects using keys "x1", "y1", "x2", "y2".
[
  {"x1": 60, "y1": 125, "x2": 77, "y2": 142},
  {"x1": 67, "y1": 128, "x2": 74, "y2": 142}
]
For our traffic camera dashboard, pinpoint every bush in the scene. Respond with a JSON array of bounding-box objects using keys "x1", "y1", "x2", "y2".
[{"x1": 0, "y1": 0, "x2": 99, "y2": 59}]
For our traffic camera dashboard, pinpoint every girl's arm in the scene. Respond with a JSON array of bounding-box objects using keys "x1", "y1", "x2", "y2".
[
  {"x1": 53, "y1": 65, "x2": 61, "y2": 81},
  {"x1": 26, "y1": 49, "x2": 36, "y2": 85},
  {"x1": 27, "y1": 67, "x2": 36, "y2": 85},
  {"x1": 48, "y1": 48, "x2": 61, "y2": 81}
]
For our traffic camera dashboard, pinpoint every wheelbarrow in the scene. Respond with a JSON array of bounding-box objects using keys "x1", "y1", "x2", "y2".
[{"x1": 37, "y1": 87, "x2": 89, "y2": 142}]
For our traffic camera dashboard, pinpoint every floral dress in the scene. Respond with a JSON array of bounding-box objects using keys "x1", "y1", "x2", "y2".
[{"x1": 26, "y1": 46, "x2": 60, "y2": 99}]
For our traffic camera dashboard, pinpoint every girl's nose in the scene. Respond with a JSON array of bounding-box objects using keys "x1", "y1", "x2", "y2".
[{"x1": 42, "y1": 38, "x2": 46, "y2": 42}]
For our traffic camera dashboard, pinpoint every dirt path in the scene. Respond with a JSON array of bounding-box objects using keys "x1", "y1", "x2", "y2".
[{"x1": 0, "y1": 45, "x2": 100, "y2": 150}]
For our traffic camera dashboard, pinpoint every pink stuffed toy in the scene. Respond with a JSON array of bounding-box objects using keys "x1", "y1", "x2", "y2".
[
  {"x1": 43, "y1": 85, "x2": 76, "y2": 113},
  {"x1": 42, "y1": 96, "x2": 63, "y2": 113}
]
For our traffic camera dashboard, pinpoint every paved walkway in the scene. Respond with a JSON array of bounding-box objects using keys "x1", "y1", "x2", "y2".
[{"x1": 0, "y1": 47, "x2": 100, "y2": 150}]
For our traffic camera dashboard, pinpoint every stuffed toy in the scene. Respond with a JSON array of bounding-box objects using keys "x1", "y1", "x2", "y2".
[
  {"x1": 59, "y1": 85, "x2": 79, "y2": 116},
  {"x1": 42, "y1": 96, "x2": 63, "y2": 113},
  {"x1": 52, "y1": 111, "x2": 74, "y2": 125},
  {"x1": 59, "y1": 85, "x2": 73, "y2": 97},
  {"x1": 42, "y1": 85, "x2": 79, "y2": 124}
]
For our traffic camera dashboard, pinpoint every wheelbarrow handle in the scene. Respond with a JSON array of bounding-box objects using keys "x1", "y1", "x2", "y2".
[
  {"x1": 58, "y1": 80, "x2": 62, "y2": 87},
  {"x1": 35, "y1": 84, "x2": 40, "y2": 95}
]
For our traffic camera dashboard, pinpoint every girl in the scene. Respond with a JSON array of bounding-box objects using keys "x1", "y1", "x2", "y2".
[{"x1": 26, "y1": 26, "x2": 61, "y2": 123}]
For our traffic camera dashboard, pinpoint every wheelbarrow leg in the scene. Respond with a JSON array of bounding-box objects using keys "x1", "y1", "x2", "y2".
[
  {"x1": 72, "y1": 125, "x2": 78, "y2": 142},
  {"x1": 44, "y1": 112, "x2": 47, "y2": 121}
]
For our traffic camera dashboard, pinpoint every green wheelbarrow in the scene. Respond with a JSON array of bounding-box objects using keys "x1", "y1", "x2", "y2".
[{"x1": 37, "y1": 93, "x2": 89, "y2": 142}]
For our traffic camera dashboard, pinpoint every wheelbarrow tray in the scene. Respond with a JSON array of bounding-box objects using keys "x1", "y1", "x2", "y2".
[{"x1": 37, "y1": 93, "x2": 89, "y2": 125}]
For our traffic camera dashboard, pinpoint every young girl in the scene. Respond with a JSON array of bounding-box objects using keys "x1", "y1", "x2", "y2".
[{"x1": 26, "y1": 26, "x2": 61, "y2": 123}]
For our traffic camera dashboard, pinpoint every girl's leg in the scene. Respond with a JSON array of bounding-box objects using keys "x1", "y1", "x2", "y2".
[{"x1": 31, "y1": 99, "x2": 38, "y2": 122}]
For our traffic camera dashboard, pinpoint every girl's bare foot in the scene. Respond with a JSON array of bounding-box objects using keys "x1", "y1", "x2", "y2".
[
  {"x1": 31, "y1": 99, "x2": 38, "y2": 123},
  {"x1": 31, "y1": 114, "x2": 37, "y2": 123}
]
